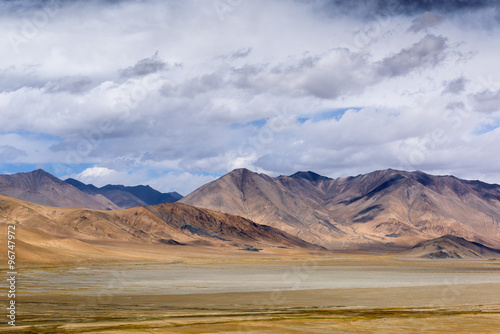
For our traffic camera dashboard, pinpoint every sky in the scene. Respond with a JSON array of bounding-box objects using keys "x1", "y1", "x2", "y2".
[{"x1": 1, "y1": 0, "x2": 500, "y2": 195}]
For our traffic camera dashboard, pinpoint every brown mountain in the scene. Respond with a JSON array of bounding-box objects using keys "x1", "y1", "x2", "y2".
[
  {"x1": 402, "y1": 235, "x2": 500, "y2": 259},
  {"x1": 0, "y1": 194, "x2": 321, "y2": 261},
  {"x1": 180, "y1": 168, "x2": 500, "y2": 249},
  {"x1": 65, "y1": 178, "x2": 183, "y2": 209},
  {"x1": 0, "y1": 169, "x2": 118, "y2": 210}
]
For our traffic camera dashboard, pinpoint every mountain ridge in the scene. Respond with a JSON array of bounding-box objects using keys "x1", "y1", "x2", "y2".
[
  {"x1": 0, "y1": 169, "x2": 118, "y2": 210},
  {"x1": 403, "y1": 235, "x2": 500, "y2": 259},
  {"x1": 0, "y1": 193, "x2": 323, "y2": 260},
  {"x1": 181, "y1": 168, "x2": 500, "y2": 249},
  {"x1": 65, "y1": 178, "x2": 183, "y2": 209}
]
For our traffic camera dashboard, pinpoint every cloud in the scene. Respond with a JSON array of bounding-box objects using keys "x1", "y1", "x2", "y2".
[
  {"x1": 220, "y1": 47, "x2": 252, "y2": 60},
  {"x1": 0, "y1": 65, "x2": 42, "y2": 92},
  {"x1": 443, "y1": 77, "x2": 467, "y2": 95},
  {"x1": 70, "y1": 166, "x2": 216, "y2": 195},
  {"x1": 377, "y1": 34, "x2": 448, "y2": 77},
  {"x1": 320, "y1": 0, "x2": 500, "y2": 19},
  {"x1": 78, "y1": 166, "x2": 116, "y2": 179},
  {"x1": 72, "y1": 167, "x2": 143, "y2": 188},
  {"x1": 0, "y1": 145, "x2": 27, "y2": 161},
  {"x1": 407, "y1": 12, "x2": 445, "y2": 33},
  {"x1": 1, "y1": 0, "x2": 500, "y2": 191},
  {"x1": 470, "y1": 89, "x2": 500, "y2": 113},
  {"x1": 44, "y1": 75, "x2": 94, "y2": 94},
  {"x1": 119, "y1": 52, "x2": 167, "y2": 78},
  {"x1": 146, "y1": 171, "x2": 217, "y2": 195},
  {"x1": 299, "y1": 49, "x2": 373, "y2": 99}
]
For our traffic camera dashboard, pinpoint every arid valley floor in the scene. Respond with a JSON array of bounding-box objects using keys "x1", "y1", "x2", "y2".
[{"x1": 2, "y1": 237, "x2": 500, "y2": 333}]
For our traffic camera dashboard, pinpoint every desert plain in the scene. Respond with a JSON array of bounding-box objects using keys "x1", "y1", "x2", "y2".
[{"x1": 1, "y1": 227, "x2": 500, "y2": 334}]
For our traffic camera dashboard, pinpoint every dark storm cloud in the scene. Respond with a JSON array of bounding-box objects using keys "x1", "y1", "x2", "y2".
[
  {"x1": 377, "y1": 34, "x2": 447, "y2": 77},
  {"x1": 407, "y1": 12, "x2": 444, "y2": 32},
  {"x1": 320, "y1": 0, "x2": 499, "y2": 18},
  {"x1": 119, "y1": 52, "x2": 167, "y2": 78},
  {"x1": 0, "y1": 0, "x2": 58, "y2": 14}
]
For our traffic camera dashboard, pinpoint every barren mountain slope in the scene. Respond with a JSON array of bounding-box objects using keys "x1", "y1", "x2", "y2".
[
  {"x1": 181, "y1": 169, "x2": 500, "y2": 249},
  {"x1": 65, "y1": 178, "x2": 182, "y2": 208},
  {"x1": 402, "y1": 235, "x2": 500, "y2": 259},
  {"x1": 180, "y1": 168, "x2": 346, "y2": 246},
  {"x1": 0, "y1": 194, "x2": 321, "y2": 262},
  {"x1": 0, "y1": 169, "x2": 118, "y2": 210}
]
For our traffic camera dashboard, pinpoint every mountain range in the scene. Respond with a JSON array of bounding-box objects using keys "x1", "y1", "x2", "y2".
[
  {"x1": 0, "y1": 169, "x2": 118, "y2": 210},
  {"x1": 1, "y1": 168, "x2": 500, "y2": 257},
  {"x1": 0, "y1": 169, "x2": 182, "y2": 210},
  {"x1": 181, "y1": 168, "x2": 500, "y2": 249},
  {"x1": 0, "y1": 194, "x2": 320, "y2": 263},
  {"x1": 65, "y1": 178, "x2": 182, "y2": 208}
]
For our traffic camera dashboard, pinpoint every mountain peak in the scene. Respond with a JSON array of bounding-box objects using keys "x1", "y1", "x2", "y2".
[
  {"x1": 290, "y1": 171, "x2": 330, "y2": 182},
  {"x1": 0, "y1": 169, "x2": 118, "y2": 210},
  {"x1": 65, "y1": 178, "x2": 99, "y2": 191},
  {"x1": 406, "y1": 235, "x2": 500, "y2": 259},
  {"x1": 181, "y1": 167, "x2": 500, "y2": 250},
  {"x1": 224, "y1": 168, "x2": 263, "y2": 181},
  {"x1": 67, "y1": 179, "x2": 183, "y2": 207},
  {"x1": 20, "y1": 169, "x2": 65, "y2": 184},
  {"x1": 32, "y1": 168, "x2": 55, "y2": 177},
  {"x1": 229, "y1": 168, "x2": 254, "y2": 175}
]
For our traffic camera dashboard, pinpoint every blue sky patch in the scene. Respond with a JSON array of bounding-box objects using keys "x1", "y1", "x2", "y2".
[
  {"x1": 474, "y1": 121, "x2": 500, "y2": 135},
  {"x1": 298, "y1": 108, "x2": 361, "y2": 124},
  {"x1": 229, "y1": 118, "x2": 267, "y2": 129}
]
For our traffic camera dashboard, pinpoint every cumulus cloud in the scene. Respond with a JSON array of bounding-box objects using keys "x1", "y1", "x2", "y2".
[
  {"x1": 70, "y1": 166, "x2": 216, "y2": 194},
  {"x1": 470, "y1": 89, "x2": 500, "y2": 113},
  {"x1": 146, "y1": 171, "x2": 217, "y2": 195},
  {"x1": 78, "y1": 166, "x2": 116, "y2": 179},
  {"x1": 407, "y1": 12, "x2": 445, "y2": 33},
  {"x1": 0, "y1": 145, "x2": 27, "y2": 161},
  {"x1": 44, "y1": 76, "x2": 94, "y2": 94},
  {"x1": 1, "y1": 0, "x2": 500, "y2": 191},
  {"x1": 119, "y1": 52, "x2": 167, "y2": 78},
  {"x1": 377, "y1": 34, "x2": 448, "y2": 77},
  {"x1": 299, "y1": 50, "x2": 373, "y2": 99},
  {"x1": 443, "y1": 77, "x2": 467, "y2": 95},
  {"x1": 0, "y1": 65, "x2": 42, "y2": 92},
  {"x1": 219, "y1": 47, "x2": 252, "y2": 60}
]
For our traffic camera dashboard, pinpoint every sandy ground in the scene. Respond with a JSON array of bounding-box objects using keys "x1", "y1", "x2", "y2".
[{"x1": 1, "y1": 253, "x2": 500, "y2": 333}]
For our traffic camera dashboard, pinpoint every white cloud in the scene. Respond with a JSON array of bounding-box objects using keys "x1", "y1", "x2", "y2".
[
  {"x1": 73, "y1": 167, "x2": 124, "y2": 187},
  {"x1": 1, "y1": 0, "x2": 500, "y2": 191},
  {"x1": 69, "y1": 166, "x2": 216, "y2": 195},
  {"x1": 146, "y1": 171, "x2": 217, "y2": 196}
]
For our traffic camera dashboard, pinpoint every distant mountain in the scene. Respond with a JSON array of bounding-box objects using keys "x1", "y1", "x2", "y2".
[
  {"x1": 0, "y1": 194, "x2": 322, "y2": 261},
  {"x1": 180, "y1": 168, "x2": 500, "y2": 249},
  {"x1": 65, "y1": 178, "x2": 182, "y2": 209},
  {"x1": 0, "y1": 170, "x2": 118, "y2": 210},
  {"x1": 403, "y1": 235, "x2": 500, "y2": 259}
]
